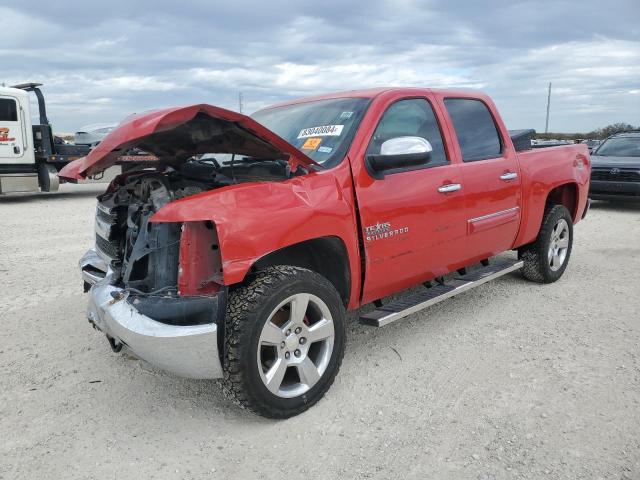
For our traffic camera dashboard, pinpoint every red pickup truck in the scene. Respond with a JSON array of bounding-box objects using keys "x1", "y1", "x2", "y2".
[{"x1": 62, "y1": 87, "x2": 591, "y2": 418}]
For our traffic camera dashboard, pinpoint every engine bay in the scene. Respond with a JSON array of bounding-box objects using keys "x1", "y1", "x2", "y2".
[{"x1": 94, "y1": 157, "x2": 295, "y2": 293}]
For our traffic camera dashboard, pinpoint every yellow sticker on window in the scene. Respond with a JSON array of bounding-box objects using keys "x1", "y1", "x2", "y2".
[{"x1": 302, "y1": 137, "x2": 322, "y2": 150}]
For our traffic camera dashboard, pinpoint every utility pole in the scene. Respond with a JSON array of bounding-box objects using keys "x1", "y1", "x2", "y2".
[
  {"x1": 238, "y1": 92, "x2": 243, "y2": 114},
  {"x1": 545, "y1": 82, "x2": 552, "y2": 133}
]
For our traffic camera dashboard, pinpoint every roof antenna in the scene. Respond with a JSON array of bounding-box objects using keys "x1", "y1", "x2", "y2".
[{"x1": 238, "y1": 92, "x2": 243, "y2": 114}]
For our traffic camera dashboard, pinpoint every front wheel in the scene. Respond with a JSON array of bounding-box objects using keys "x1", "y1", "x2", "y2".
[
  {"x1": 223, "y1": 266, "x2": 346, "y2": 418},
  {"x1": 519, "y1": 204, "x2": 573, "y2": 283}
]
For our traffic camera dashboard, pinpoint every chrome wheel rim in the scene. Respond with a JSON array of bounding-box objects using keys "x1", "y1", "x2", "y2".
[
  {"x1": 548, "y1": 218, "x2": 570, "y2": 271},
  {"x1": 257, "y1": 293, "x2": 335, "y2": 398}
]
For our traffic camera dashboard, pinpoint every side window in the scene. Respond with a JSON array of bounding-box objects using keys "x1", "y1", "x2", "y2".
[
  {"x1": 0, "y1": 98, "x2": 18, "y2": 122},
  {"x1": 367, "y1": 98, "x2": 448, "y2": 166},
  {"x1": 444, "y1": 98, "x2": 502, "y2": 162}
]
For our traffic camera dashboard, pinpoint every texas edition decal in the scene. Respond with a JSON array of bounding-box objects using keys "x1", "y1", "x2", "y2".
[{"x1": 364, "y1": 222, "x2": 409, "y2": 242}]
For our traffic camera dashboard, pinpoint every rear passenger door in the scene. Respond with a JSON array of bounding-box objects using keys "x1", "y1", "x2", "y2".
[{"x1": 443, "y1": 97, "x2": 522, "y2": 261}]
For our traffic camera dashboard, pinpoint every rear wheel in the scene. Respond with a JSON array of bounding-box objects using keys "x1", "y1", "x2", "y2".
[
  {"x1": 520, "y1": 205, "x2": 573, "y2": 283},
  {"x1": 223, "y1": 266, "x2": 346, "y2": 418}
]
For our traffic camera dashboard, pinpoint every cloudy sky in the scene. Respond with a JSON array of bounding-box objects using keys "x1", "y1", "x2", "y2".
[{"x1": 2, "y1": 0, "x2": 638, "y2": 133}]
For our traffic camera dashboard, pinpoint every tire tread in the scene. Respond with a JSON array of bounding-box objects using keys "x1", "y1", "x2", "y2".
[
  {"x1": 520, "y1": 204, "x2": 573, "y2": 283},
  {"x1": 222, "y1": 265, "x2": 344, "y2": 418}
]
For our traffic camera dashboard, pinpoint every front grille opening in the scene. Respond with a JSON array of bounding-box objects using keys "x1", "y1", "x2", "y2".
[
  {"x1": 95, "y1": 234, "x2": 120, "y2": 259},
  {"x1": 592, "y1": 170, "x2": 640, "y2": 182}
]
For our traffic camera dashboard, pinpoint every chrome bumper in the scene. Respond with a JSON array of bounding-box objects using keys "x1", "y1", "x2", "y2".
[{"x1": 80, "y1": 249, "x2": 223, "y2": 379}]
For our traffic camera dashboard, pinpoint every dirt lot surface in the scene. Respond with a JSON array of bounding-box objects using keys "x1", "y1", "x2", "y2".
[{"x1": 1, "y1": 184, "x2": 639, "y2": 480}]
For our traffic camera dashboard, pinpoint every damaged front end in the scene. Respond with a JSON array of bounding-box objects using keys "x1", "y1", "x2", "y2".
[
  {"x1": 75, "y1": 103, "x2": 317, "y2": 379},
  {"x1": 81, "y1": 173, "x2": 228, "y2": 378}
]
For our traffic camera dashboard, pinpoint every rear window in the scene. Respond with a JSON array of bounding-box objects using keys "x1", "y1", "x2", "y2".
[
  {"x1": 444, "y1": 98, "x2": 502, "y2": 161},
  {"x1": 0, "y1": 98, "x2": 18, "y2": 122}
]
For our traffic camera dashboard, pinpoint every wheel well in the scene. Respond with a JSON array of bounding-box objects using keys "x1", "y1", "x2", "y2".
[
  {"x1": 250, "y1": 237, "x2": 351, "y2": 306},
  {"x1": 546, "y1": 183, "x2": 578, "y2": 220}
]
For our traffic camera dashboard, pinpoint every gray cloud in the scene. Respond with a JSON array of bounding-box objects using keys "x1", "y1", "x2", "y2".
[{"x1": 2, "y1": 0, "x2": 638, "y2": 132}]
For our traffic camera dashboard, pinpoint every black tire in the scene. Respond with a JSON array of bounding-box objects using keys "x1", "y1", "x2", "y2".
[
  {"x1": 519, "y1": 205, "x2": 573, "y2": 283},
  {"x1": 223, "y1": 265, "x2": 346, "y2": 418}
]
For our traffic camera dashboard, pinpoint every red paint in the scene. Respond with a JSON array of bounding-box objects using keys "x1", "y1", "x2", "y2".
[
  {"x1": 151, "y1": 162, "x2": 363, "y2": 308},
  {"x1": 59, "y1": 104, "x2": 318, "y2": 180},
  {"x1": 178, "y1": 222, "x2": 222, "y2": 296},
  {"x1": 86, "y1": 88, "x2": 591, "y2": 310}
]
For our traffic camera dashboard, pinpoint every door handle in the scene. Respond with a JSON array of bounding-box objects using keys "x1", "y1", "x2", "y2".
[
  {"x1": 438, "y1": 183, "x2": 462, "y2": 193},
  {"x1": 500, "y1": 172, "x2": 518, "y2": 181}
]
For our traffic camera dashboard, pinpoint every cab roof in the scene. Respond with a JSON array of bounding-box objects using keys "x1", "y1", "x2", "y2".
[{"x1": 264, "y1": 87, "x2": 485, "y2": 110}]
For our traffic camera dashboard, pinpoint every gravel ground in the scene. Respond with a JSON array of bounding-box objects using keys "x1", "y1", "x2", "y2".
[{"x1": 1, "y1": 184, "x2": 639, "y2": 480}]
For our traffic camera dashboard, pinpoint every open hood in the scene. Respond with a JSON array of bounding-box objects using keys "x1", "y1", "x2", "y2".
[{"x1": 59, "y1": 104, "x2": 319, "y2": 180}]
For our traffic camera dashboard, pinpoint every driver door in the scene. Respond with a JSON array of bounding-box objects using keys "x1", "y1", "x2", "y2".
[
  {"x1": 0, "y1": 95, "x2": 25, "y2": 162},
  {"x1": 350, "y1": 96, "x2": 467, "y2": 304}
]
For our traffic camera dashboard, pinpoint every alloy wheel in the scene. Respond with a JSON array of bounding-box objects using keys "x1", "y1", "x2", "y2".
[
  {"x1": 256, "y1": 293, "x2": 335, "y2": 398},
  {"x1": 548, "y1": 218, "x2": 570, "y2": 271}
]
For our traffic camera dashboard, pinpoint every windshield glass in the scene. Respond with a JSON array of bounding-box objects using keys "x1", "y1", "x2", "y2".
[
  {"x1": 594, "y1": 136, "x2": 640, "y2": 157},
  {"x1": 251, "y1": 97, "x2": 370, "y2": 167}
]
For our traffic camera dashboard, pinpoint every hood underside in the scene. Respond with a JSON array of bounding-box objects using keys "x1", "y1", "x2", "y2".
[{"x1": 59, "y1": 104, "x2": 319, "y2": 180}]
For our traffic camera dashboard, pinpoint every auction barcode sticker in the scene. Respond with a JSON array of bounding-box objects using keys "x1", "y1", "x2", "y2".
[{"x1": 297, "y1": 125, "x2": 344, "y2": 139}]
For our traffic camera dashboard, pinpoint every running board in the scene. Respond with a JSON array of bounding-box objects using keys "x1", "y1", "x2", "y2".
[{"x1": 359, "y1": 258, "x2": 524, "y2": 327}]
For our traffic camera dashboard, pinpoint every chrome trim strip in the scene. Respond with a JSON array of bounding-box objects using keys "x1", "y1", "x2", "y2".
[
  {"x1": 96, "y1": 202, "x2": 115, "y2": 217},
  {"x1": 468, "y1": 206, "x2": 520, "y2": 224},
  {"x1": 79, "y1": 248, "x2": 109, "y2": 285},
  {"x1": 82, "y1": 268, "x2": 106, "y2": 285},
  {"x1": 94, "y1": 244, "x2": 115, "y2": 265},
  {"x1": 95, "y1": 215, "x2": 113, "y2": 240}
]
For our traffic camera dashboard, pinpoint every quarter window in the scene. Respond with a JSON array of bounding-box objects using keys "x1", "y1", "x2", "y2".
[
  {"x1": 367, "y1": 98, "x2": 448, "y2": 166},
  {"x1": 444, "y1": 98, "x2": 502, "y2": 162},
  {"x1": 0, "y1": 98, "x2": 18, "y2": 122}
]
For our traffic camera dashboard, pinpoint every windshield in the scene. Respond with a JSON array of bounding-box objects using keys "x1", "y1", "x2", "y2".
[
  {"x1": 594, "y1": 136, "x2": 640, "y2": 157},
  {"x1": 251, "y1": 97, "x2": 370, "y2": 167}
]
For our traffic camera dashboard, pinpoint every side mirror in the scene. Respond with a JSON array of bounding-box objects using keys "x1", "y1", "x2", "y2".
[{"x1": 366, "y1": 136, "x2": 433, "y2": 179}]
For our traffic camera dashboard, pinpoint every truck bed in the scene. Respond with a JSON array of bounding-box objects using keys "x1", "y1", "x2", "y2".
[{"x1": 514, "y1": 144, "x2": 590, "y2": 247}]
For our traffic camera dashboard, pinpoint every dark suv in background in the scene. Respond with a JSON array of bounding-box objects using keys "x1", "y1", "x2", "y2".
[{"x1": 590, "y1": 131, "x2": 640, "y2": 201}]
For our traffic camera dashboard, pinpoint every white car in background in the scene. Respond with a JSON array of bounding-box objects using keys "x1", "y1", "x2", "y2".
[{"x1": 74, "y1": 123, "x2": 116, "y2": 146}]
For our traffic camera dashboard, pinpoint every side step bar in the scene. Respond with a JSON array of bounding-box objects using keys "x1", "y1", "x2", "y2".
[{"x1": 359, "y1": 258, "x2": 524, "y2": 327}]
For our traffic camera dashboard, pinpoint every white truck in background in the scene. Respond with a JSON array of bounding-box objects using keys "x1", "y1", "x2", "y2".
[{"x1": 0, "y1": 82, "x2": 93, "y2": 194}]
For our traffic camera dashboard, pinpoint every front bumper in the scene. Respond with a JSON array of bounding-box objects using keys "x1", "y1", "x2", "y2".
[{"x1": 80, "y1": 249, "x2": 224, "y2": 379}]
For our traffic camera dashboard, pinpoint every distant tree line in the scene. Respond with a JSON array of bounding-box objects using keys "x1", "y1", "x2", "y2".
[{"x1": 536, "y1": 123, "x2": 638, "y2": 141}]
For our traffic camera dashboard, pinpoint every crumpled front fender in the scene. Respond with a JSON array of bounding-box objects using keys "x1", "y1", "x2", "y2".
[{"x1": 150, "y1": 164, "x2": 361, "y2": 307}]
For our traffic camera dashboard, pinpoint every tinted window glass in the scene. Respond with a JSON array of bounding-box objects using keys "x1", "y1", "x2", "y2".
[
  {"x1": 0, "y1": 98, "x2": 18, "y2": 122},
  {"x1": 444, "y1": 98, "x2": 502, "y2": 161},
  {"x1": 594, "y1": 136, "x2": 640, "y2": 157},
  {"x1": 366, "y1": 99, "x2": 447, "y2": 165}
]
